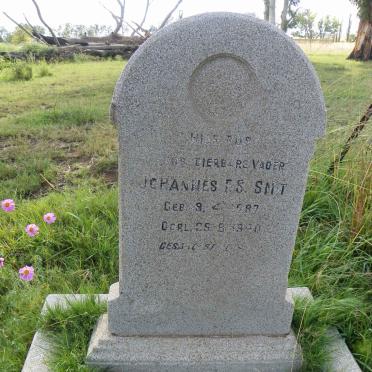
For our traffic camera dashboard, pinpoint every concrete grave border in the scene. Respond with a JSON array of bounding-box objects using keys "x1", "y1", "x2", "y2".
[{"x1": 22, "y1": 288, "x2": 361, "y2": 372}]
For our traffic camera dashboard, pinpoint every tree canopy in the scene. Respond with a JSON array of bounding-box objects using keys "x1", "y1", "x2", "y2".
[
  {"x1": 350, "y1": 0, "x2": 372, "y2": 21},
  {"x1": 293, "y1": 9, "x2": 317, "y2": 39}
]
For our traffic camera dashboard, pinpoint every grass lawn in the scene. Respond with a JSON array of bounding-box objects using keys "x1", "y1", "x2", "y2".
[{"x1": 0, "y1": 50, "x2": 371, "y2": 371}]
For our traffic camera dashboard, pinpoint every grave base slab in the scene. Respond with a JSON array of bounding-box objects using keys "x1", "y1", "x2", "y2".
[
  {"x1": 86, "y1": 313, "x2": 302, "y2": 371},
  {"x1": 22, "y1": 288, "x2": 362, "y2": 372}
]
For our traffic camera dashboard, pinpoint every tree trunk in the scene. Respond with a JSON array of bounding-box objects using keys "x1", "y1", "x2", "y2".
[
  {"x1": 338, "y1": 23, "x2": 342, "y2": 42},
  {"x1": 348, "y1": 19, "x2": 372, "y2": 61},
  {"x1": 269, "y1": 0, "x2": 276, "y2": 25},
  {"x1": 346, "y1": 14, "x2": 352, "y2": 42},
  {"x1": 264, "y1": 0, "x2": 270, "y2": 21},
  {"x1": 281, "y1": 0, "x2": 289, "y2": 31}
]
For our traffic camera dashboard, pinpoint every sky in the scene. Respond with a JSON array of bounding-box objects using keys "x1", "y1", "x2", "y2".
[{"x1": 1, "y1": 0, "x2": 360, "y2": 38}]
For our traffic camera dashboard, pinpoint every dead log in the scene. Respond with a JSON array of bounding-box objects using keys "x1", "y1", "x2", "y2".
[
  {"x1": 74, "y1": 34, "x2": 143, "y2": 45},
  {"x1": 40, "y1": 33, "x2": 143, "y2": 46},
  {"x1": 0, "y1": 43, "x2": 140, "y2": 61},
  {"x1": 35, "y1": 33, "x2": 70, "y2": 46},
  {"x1": 57, "y1": 44, "x2": 139, "y2": 59},
  {"x1": 72, "y1": 44, "x2": 137, "y2": 50}
]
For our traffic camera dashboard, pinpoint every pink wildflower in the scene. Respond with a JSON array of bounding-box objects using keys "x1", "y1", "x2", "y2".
[
  {"x1": 43, "y1": 212, "x2": 56, "y2": 224},
  {"x1": 1, "y1": 199, "x2": 15, "y2": 212},
  {"x1": 19, "y1": 265, "x2": 34, "y2": 281},
  {"x1": 25, "y1": 224, "x2": 39, "y2": 237},
  {"x1": 0, "y1": 257, "x2": 4, "y2": 268}
]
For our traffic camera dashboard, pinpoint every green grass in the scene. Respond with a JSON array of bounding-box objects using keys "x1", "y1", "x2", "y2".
[
  {"x1": 38, "y1": 62, "x2": 53, "y2": 77},
  {"x1": 0, "y1": 47, "x2": 371, "y2": 371},
  {"x1": 0, "y1": 59, "x2": 121, "y2": 199},
  {"x1": 40, "y1": 297, "x2": 106, "y2": 371}
]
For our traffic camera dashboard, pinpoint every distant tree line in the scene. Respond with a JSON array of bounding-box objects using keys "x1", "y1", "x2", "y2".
[
  {"x1": 265, "y1": 0, "x2": 370, "y2": 60},
  {"x1": 263, "y1": 0, "x2": 349, "y2": 41},
  {"x1": 56, "y1": 24, "x2": 113, "y2": 38},
  {"x1": 1, "y1": 12, "x2": 347, "y2": 45},
  {"x1": 292, "y1": 11, "x2": 346, "y2": 42}
]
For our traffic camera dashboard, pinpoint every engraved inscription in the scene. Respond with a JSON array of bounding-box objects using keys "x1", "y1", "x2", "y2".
[
  {"x1": 170, "y1": 157, "x2": 286, "y2": 172},
  {"x1": 137, "y1": 130, "x2": 291, "y2": 253},
  {"x1": 189, "y1": 132, "x2": 251, "y2": 145},
  {"x1": 140, "y1": 177, "x2": 287, "y2": 195}
]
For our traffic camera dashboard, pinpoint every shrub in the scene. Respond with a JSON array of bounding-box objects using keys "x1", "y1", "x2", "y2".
[
  {"x1": 20, "y1": 43, "x2": 56, "y2": 59},
  {"x1": 10, "y1": 29, "x2": 32, "y2": 44},
  {"x1": 38, "y1": 62, "x2": 52, "y2": 77},
  {"x1": 9, "y1": 63, "x2": 33, "y2": 81},
  {"x1": 72, "y1": 53, "x2": 99, "y2": 63},
  {"x1": 0, "y1": 57, "x2": 12, "y2": 71}
]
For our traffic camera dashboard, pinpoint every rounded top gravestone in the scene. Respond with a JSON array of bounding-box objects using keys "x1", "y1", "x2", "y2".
[
  {"x1": 112, "y1": 12, "x2": 325, "y2": 139},
  {"x1": 108, "y1": 12, "x2": 326, "y2": 337}
]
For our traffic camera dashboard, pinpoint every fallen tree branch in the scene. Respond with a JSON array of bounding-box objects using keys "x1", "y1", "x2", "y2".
[
  {"x1": 125, "y1": 22, "x2": 146, "y2": 39},
  {"x1": 31, "y1": 0, "x2": 60, "y2": 46},
  {"x1": 37, "y1": 34, "x2": 70, "y2": 46},
  {"x1": 101, "y1": 0, "x2": 125, "y2": 35},
  {"x1": 328, "y1": 103, "x2": 372, "y2": 174},
  {"x1": 23, "y1": 14, "x2": 36, "y2": 30},
  {"x1": 132, "y1": 21, "x2": 146, "y2": 33},
  {"x1": 158, "y1": 0, "x2": 182, "y2": 29},
  {"x1": 102, "y1": 3, "x2": 120, "y2": 23},
  {"x1": 23, "y1": 14, "x2": 48, "y2": 44},
  {"x1": 3, "y1": 12, "x2": 41, "y2": 43},
  {"x1": 131, "y1": 0, "x2": 151, "y2": 36}
]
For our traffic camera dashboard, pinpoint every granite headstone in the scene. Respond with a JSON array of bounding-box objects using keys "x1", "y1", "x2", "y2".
[{"x1": 87, "y1": 12, "x2": 326, "y2": 371}]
